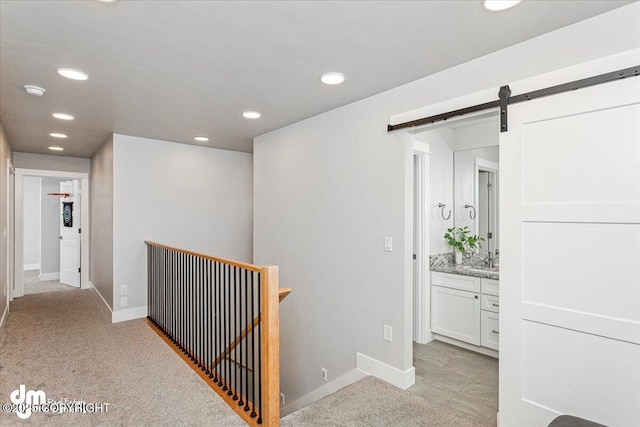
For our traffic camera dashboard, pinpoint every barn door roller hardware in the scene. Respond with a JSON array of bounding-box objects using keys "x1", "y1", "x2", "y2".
[{"x1": 387, "y1": 65, "x2": 640, "y2": 133}]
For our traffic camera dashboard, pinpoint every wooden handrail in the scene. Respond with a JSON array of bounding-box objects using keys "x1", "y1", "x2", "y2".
[{"x1": 145, "y1": 240, "x2": 262, "y2": 272}]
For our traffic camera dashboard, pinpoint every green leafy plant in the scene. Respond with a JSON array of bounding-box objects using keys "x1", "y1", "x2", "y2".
[{"x1": 444, "y1": 226, "x2": 484, "y2": 253}]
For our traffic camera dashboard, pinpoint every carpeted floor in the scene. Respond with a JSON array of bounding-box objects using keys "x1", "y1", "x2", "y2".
[
  {"x1": 281, "y1": 376, "x2": 481, "y2": 427},
  {"x1": 22, "y1": 270, "x2": 76, "y2": 295},
  {"x1": 0, "y1": 289, "x2": 245, "y2": 426},
  {"x1": 1, "y1": 287, "x2": 483, "y2": 426}
]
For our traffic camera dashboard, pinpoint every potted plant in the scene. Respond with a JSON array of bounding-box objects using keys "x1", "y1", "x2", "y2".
[{"x1": 444, "y1": 226, "x2": 484, "y2": 265}]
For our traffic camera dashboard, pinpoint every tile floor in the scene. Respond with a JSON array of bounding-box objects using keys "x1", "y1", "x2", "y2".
[{"x1": 409, "y1": 340, "x2": 498, "y2": 426}]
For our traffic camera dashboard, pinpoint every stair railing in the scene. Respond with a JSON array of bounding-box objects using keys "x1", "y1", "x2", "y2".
[{"x1": 145, "y1": 241, "x2": 290, "y2": 426}]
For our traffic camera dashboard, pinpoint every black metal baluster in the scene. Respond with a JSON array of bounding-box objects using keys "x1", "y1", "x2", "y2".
[
  {"x1": 233, "y1": 266, "x2": 238, "y2": 401},
  {"x1": 206, "y1": 260, "x2": 211, "y2": 377},
  {"x1": 227, "y1": 264, "x2": 232, "y2": 395},
  {"x1": 216, "y1": 261, "x2": 222, "y2": 386},
  {"x1": 244, "y1": 268, "x2": 250, "y2": 412},
  {"x1": 250, "y1": 271, "x2": 257, "y2": 419},
  {"x1": 199, "y1": 257, "x2": 204, "y2": 369},
  {"x1": 196, "y1": 256, "x2": 200, "y2": 367},
  {"x1": 183, "y1": 252, "x2": 188, "y2": 355},
  {"x1": 257, "y1": 272, "x2": 262, "y2": 424},
  {"x1": 162, "y1": 248, "x2": 166, "y2": 331},
  {"x1": 222, "y1": 263, "x2": 228, "y2": 392},
  {"x1": 238, "y1": 267, "x2": 244, "y2": 407},
  {"x1": 191, "y1": 254, "x2": 196, "y2": 362}
]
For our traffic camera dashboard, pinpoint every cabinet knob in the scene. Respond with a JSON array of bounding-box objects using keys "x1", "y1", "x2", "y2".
[{"x1": 475, "y1": 295, "x2": 479, "y2": 299}]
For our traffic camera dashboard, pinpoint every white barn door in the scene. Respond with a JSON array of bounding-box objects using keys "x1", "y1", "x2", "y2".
[{"x1": 500, "y1": 74, "x2": 640, "y2": 426}]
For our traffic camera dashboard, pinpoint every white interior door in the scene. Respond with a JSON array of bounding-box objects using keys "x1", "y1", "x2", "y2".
[
  {"x1": 59, "y1": 180, "x2": 80, "y2": 287},
  {"x1": 500, "y1": 75, "x2": 640, "y2": 426}
]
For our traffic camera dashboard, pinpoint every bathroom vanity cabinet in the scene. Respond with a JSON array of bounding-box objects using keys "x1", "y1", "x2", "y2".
[{"x1": 431, "y1": 271, "x2": 499, "y2": 355}]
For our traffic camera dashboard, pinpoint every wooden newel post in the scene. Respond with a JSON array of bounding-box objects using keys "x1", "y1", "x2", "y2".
[{"x1": 261, "y1": 265, "x2": 280, "y2": 426}]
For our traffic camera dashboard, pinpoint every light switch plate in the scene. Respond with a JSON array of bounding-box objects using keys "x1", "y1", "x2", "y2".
[{"x1": 384, "y1": 236, "x2": 392, "y2": 252}]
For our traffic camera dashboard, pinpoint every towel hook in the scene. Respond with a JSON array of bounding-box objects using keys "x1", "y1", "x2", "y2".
[
  {"x1": 437, "y1": 203, "x2": 451, "y2": 220},
  {"x1": 464, "y1": 204, "x2": 476, "y2": 220}
]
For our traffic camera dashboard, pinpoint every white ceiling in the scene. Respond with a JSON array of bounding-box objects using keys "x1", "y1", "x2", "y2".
[{"x1": 0, "y1": 0, "x2": 633, "y2": 157}]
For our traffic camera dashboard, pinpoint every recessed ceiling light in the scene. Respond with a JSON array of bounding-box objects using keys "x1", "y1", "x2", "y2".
[
  {"x1": 48, "y1": 146, "x2": 64, "y2": 151},
  {"x1": 483, "y1": 0, "x2": 522, "y2": 12},
  {"x1": 24, "y1": 85, "x2": 46, "y2": 97},
  {"x1": 194, "y1": 136, "x2": 209, "y2": 142},
  {"x1": 52, "y1": 113, "x2": 74, "y2": 121},
  {"x1": 242, "y1": 111, "x2": 261, "y2": 119},
  {"x1": 49, "y1": 133, "x2": 68, "y2": 138},
  {"x1": 97, "y1": 0, "x2": 118, "y2": 2},
  {"x1": 57, "y1": 68, "x2": 89, "y2": 81},
  {"x1": 320, "y1": 72, "x2": 345, "y2": 85}
]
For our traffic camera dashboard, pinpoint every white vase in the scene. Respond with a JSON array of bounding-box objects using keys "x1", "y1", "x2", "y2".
[{"x1": 455, "y1": 251, "x2": 463, "y2": 265}]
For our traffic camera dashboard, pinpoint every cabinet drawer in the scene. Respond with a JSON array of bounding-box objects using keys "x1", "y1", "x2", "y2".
[
  {"x1": 481, "y1": 278, "x2": 500, "y2": 296},
  {"x1": 481, "y1": 294, "x2": 500, "y2": 313},
  {"x1": 481, "y1": 311, "x2": 499, "y2": 350},
  {"x1": 431, "y1": 272, "x2": 481, "y2": 293}
]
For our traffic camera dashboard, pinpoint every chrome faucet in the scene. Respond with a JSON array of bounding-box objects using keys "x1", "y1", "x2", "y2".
[{"x1": 487, "y1": 251, "x2": 494, "y2": 269}]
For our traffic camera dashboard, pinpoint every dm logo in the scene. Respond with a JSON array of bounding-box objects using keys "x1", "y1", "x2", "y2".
[{"x1": 10, "y1": 385, "x2": 46, "y2": 419}]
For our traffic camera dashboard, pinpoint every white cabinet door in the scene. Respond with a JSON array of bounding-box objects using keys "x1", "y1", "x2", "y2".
[
  {"x1": 481, "y1": 310, "x2": 500, "y2": 350},
  {"x1": 431, "y1": 285, "x2": 480, "y2": 345},
  {"x1": 501, "y1": 62, "x2": 640, "y2": 426}
]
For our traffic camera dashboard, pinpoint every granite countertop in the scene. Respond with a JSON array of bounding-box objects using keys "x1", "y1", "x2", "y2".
[{"x1": 430, "y1": 263, "x2": 499, "y2": 280}]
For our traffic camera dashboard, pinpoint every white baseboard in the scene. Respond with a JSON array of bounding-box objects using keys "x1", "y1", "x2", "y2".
[
  {"x1": 39, "y1": 272, "x2": 60, "y2": 281},
  {"x1": 0, "y1": 304, "x2": 9, "y2": 331},
  {"x1": 24, "y1": 263, "x2": 40, "y2": 271},
  {"x1": 112, "y1": 305, "x2": 148, "y2": 323},
  {"x1": 281, "y1": 368, "x2": 367, "y2": 417},
  {"x1": 356, "y1": 352, "x2": 415, "y2": 390},
  {"x1": 90, "y1": 282, "x2": 112, "y2": 316},
  {"x1": 89, "y1": 282, "x2": 147, "y2": 323}
]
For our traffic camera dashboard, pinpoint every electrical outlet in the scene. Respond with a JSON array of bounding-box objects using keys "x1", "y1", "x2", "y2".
[
  {"x1": 120, "y1": 284, "x2": 128, "y2": 296},
  {"x1": 120, "y1": 296, "x2": 128, "y2": 307},
  {"x1": 321, "y1": 367, "x2": 328, "y2": 382},
  {"x1": 280, "y1": 393, "x2": 285, "y2": 407},
  {"x1": 384, "y1": 325, "x2": 392, "y2": 342}
]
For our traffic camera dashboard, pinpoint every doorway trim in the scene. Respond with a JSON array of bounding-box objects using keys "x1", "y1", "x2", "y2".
[
  {"x1": 413, "y1": 141, "x2": 433, "y2": 344},
  {"x1": 13, "y1": 169, "x2": 90, "y2": 297}
]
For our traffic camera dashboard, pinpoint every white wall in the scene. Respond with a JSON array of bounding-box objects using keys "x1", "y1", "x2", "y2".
[
  {"x1": 112, "y1": 134, "x2": 253, "y2": 314},
  {"x1": 253, "y1": 3, "x2": 640, "y2": 412},
  {"x1": 90, "y1": 136, "x2": 114, "y2": 308},
  {"x1": 13, "y1": 152, "x2": 90, "y2": 174},
  {"x1": 0, "y1": 122, "x2": 13, "y2": 328},
  {"x1": 41, "y1": 178, "x2": 62, "y2": 275},
  {"x1": 415, "y1": 129, "x2": 454, "y2": 255},
  {"x1": 22, "y1": 177, "x2": 41, "y2": 269}
]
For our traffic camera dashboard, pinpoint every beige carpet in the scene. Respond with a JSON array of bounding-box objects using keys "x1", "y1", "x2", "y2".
[
  {"x1": 281, "y1": 376, "x2": 482, "y2": 427},
  {"x1": 0, "y1": 289, "x2": 245, "y2": 426},
  {"x1": 22, "y1": 270, "x2": 76, "y2": 295}
]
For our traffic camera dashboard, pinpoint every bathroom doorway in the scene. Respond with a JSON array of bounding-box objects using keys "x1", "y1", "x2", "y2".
[{"x1": 409, "y1": 112, "x2": 500, "y2": 426}]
